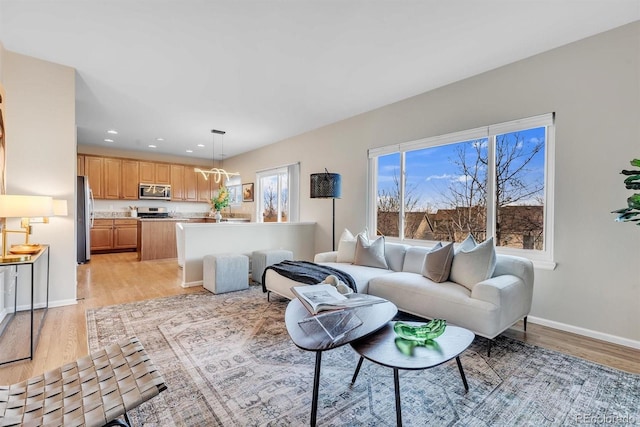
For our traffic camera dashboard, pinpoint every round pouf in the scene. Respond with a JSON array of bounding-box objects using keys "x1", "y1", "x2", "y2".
[
  {"x1": 251, "y1": 249, "x2": 294, "y2": 284},
  {"x1": 203, "y1": 253, "x2": 249, "y2": 294}
]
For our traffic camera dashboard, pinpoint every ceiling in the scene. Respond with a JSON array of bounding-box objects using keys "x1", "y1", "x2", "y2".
[{"x1": 1, "y1": 1, "x2": 638, "y2": 161}]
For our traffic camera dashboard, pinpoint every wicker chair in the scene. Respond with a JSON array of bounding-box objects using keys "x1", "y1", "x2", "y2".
[{"x1": 0, "y1": 336, "x2": 166, "y2": 427}]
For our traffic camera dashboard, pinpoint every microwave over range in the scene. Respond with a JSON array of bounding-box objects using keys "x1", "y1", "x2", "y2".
[{"x1": 139, "y1": 183, "x2": 171, "y2": 200}]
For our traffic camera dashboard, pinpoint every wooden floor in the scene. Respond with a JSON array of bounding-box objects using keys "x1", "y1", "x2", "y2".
[{"x1": 0, "y1": 252, "x2": 638, "y2": 385}]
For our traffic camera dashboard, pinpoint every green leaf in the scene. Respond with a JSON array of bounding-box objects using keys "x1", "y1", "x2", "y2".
[
  {"x1": 629, "y1": 194, "x2": 640, "y2": 209},
  {"x1": 624, "y1": 175, "x2": 640, "y2": 184},
  {"x1": 631, "y1": 159, "x2": 640, "y2": 167},
  {"x1": 620, "y1": 169, "x2": 640, "y2": 175},
  {"x1": 612, "y1": 208, "x2": 631, "y2": 214},
  {"x1": 625, "y1": 183, "x2": 640, "y2": 190}
]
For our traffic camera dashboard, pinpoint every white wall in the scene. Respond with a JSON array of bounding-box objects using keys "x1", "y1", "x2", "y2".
[
  {"x1": 1, "y1": 49, "x2": 77, "y2": 307},
  {"x1": 224, "y1": 22, "x2": 640, "y2": 346}
]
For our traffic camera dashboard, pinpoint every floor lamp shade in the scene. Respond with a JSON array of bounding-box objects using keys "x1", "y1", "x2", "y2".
[
  {"x1": 310, "y1": 171, "x2": 341, "y2": 251},
  {"x1": 310, "y1": 172, "x2": 341, "y2": 199}
]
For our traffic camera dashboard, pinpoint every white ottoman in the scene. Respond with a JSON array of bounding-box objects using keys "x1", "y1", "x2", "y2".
[
  {"x1": 252, "y1": 249, "x2": 294, "y2": 283},
  {"x1": 203, "y1": 253, "x2": 249, "y2": 294}
]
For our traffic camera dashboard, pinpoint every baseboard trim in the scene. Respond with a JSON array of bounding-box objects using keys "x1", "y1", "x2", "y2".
[
  {"x1": 527, "y1": 316, "x2": 640, "y2": 350},
  {"x1": 49, "y1": 299, "x2": 78, "y2": 308},
  {"x1": 15, "y1": 299, "x2": 77, "y2": 312},
  {"x1": 181, "y1": 280, "x2": 203, "y2": 288}
]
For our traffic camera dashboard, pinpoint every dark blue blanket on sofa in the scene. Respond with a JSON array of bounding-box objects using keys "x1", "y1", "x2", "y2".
[{"x1": 262, "y1": 260, "x2": 357, "y2": 293}]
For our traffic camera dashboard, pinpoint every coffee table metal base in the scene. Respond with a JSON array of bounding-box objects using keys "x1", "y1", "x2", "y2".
[
  {"x1": 351, "y1": 355, "x2": 469, "y2": 426},
  {"x1": 350, "y1": 323, "x2": 475, "y2": 427}
]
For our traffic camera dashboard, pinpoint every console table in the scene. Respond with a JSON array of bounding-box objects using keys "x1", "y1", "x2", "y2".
[{"x1": 0, "y1": 245, "x2": 50, "y2": 365}]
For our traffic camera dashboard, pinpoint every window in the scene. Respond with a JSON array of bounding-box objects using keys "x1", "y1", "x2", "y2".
[
  {"x1": 256, "y1": 163, "x2": 300, "y2": 223},
  {"x1": 369, "y1": 113, "x2": 554, "y2": 266}
]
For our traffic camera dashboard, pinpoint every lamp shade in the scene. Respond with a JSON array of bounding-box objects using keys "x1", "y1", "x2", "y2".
[
  {"x1": 53, "y1": 199, "x2": 68, "y2": 216},
  {"x1": 0, "y1": 195, "x2": 54, "y2": 218},
  {"x1": 310, "y1": 172, "x2": 341, "y2": 199}
]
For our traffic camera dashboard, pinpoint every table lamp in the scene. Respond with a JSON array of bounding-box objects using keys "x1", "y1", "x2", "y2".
[{"x1": 0, "y1": 195, "x2": 54, "y2": 262}]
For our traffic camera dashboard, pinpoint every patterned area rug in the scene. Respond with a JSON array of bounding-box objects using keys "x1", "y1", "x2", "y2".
[{"x1": 86, "y1": 286, "x2": 639, "y2": 426}]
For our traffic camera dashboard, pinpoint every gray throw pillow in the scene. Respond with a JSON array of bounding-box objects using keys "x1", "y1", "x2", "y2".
[
  {"x1": 456, "y1": 234, "x2": 477, "y2": 254},
  {"x1": 449, "y1": 237, "x2": 496, "y2": 291},
  {"x1": 422, "y1": 242, "x2": 454, "y2": 283},
  {"x1": 354, "y1": 234, "x2": 389, "y2": 269}
]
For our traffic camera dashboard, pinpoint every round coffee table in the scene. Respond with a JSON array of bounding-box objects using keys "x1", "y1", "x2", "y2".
[{"x1": 350, "y1": 321, "x2": 475, "y2": 426}]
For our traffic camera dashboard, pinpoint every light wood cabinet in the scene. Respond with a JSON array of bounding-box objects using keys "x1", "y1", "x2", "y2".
[
  {"x1": 103, "y1": 158, "x2": 121, "y2": 199},
  {"x1": 121, "y1": 160, "x2": 139, "y2": 200},
  {"x1": 77, "y1": 155, "x2": 85, "y2": 176},
  {"x1": 79, "y1": 154, "x2": 210, "y2": 203},
  {"x1": 84, "y1": 156, "x2": 104, "y2": 199},
  {"x1": 90, "y1": 219, "x2": 114, "y2": 252},
  {"x1": 184, "y1": 167, "x2": 198, "y2": 201},
  {"x1": 113, "y1": 219, "x2": 138, "y2": 249},
  {"x1": 90, "y1": 219, "x2": 138, "y2": 252},
  {"x1": 140, "y1": 161, "x2": 171, "y2": 185},
  {"x1": 137, "y1": 220, "x2": 179, "y2": 261},
  {"x1": 156, "y1": 163, "x2": 171, "y2": 184},
  {"x1": 170, "y1": 165, "x2": 185, "y2": 201},
  {"x1": 197, "y1": 173, "x2": 214, "y2": 203}
]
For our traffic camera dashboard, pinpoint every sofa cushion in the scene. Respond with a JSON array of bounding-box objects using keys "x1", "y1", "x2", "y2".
[
  {"x1": 401, "y1": 246, "x2": 431, "y2": 274},
  {"x1": 318, "y1": 262, "x2": 394, "y2": 293},
  {"x1": 450, "y1": 237, "x2": 496, "y2": 290},
  {"x1": 456, "y1": 234, "x2": 477, "y2": 253},
  {"x1": 354, "y1": 234, "x2": 388, "y2": 269},
  {"x1": 384, "y1": 242, "x2": 410, "y2": 272},
  {"x1": 422, "y1": 242, "x2": 454, "y2": 283}
]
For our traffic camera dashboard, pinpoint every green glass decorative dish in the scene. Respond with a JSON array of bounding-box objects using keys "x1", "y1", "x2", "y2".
[{"x1": 393, "y1": 319, "x2": 447, "y2": 342}]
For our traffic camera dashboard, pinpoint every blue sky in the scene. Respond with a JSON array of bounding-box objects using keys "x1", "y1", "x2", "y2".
[{"x1": 378, "y1": 127, "x2": 546, "y2": 210}]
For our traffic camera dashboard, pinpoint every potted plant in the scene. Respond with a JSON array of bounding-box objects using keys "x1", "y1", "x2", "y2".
[
  {"x1": 612, "y1": 158, "x2": 640, "y2": 226},
  {"x1": 211, "y1": 186, "x2": 230, "y2": 222}
]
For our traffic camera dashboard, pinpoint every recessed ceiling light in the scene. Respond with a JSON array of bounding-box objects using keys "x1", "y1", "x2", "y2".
[
  {"x1": 106, "y1": 130, "x2": 118, "y2": 135},
  {"x1": 156, "y1": 138, "x2": 164, "y2": 141},
  {"x1": 186, "y1": 149, "x2": 193, "y2": 153},
  {"x1": 148, "y1": 144, "x2": 157, "y2": 148},
  {"x1": 104, "y1": 138, "x2": 114, "y2": 142},
  {"x1": 197, "y1": 144, "x2": 205, "y2": 148}
]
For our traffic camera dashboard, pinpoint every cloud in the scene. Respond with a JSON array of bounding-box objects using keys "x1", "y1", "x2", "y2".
[{"x1": 426, "y1": 173, "x2": 455, "y2": 181}]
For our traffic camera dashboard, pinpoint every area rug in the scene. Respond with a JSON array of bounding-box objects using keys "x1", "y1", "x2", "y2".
[{"x1": 86, "y1": 286, "x2": 639, "y2": 426}]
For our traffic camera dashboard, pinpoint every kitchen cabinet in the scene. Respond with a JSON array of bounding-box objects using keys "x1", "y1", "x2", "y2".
[
  {"x1": 79, "y1": 153, "x2": 211, "y2": 202},
  {"x1": 114, "y1": 219, "x2": 138, "y2": 249},
  {"x1": 170, "y1": 164, "x2": 185, "y2": 201},
  {"x1": 137, "y1": 219, "x2": 179, "y2": 261},
  {"x1": 121, "y1": 160, "x2": 139, "y2": 200},
  {"x1": 84, "y1": 156, "x2": 105, "y2": 199},
  {"x1": 91, "y1": 219, "x2": 138, "y2": 253},
  {"x1": 90, "y1": 219, "x2": 114, "y2": 251},
  {"x1": 173, "y1": 165, "x2": 199, "y2": 202},
  {"x1": 184, "y1": 167, "x2": 198, "y2": 201},
  {"x1": 103, "y1": 158, "x2": 121, "y2": 199},
  {"x1": 140, "y1": 161, "x2": 171, "y2": 185},
  {"x1": 197, "y1": 173, "x2": 215, "y2": 203},
  {"x1": 77, "y1": 155, "x2": 85, "y2": 176}
]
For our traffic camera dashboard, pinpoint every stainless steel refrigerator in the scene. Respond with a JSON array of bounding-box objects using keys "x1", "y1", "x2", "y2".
[{"x1": 77, "y1": 176, "x2": 93, "y2": 263}]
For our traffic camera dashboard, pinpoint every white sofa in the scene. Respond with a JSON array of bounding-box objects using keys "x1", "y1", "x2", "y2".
[{"x1": 264, "y1": 241, "x2": 534, "y2": 340}]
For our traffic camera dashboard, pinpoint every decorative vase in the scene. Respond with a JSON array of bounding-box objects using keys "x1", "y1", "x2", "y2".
[{"x1": 214, "y1": 211, "x2": 222, "y2": 223}]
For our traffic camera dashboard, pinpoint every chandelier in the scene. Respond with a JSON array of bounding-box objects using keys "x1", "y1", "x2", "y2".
[{"x1": 194, "y1": 129, "x2": 239, "y2": 183}]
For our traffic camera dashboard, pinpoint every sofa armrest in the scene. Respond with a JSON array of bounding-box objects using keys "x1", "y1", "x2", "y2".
[
  {"x1": 472, "y1": 274, "x2": 532, "y2": 325},
  {"x1": 314, "y1": 251, "x2": 338, "y2": 263}
]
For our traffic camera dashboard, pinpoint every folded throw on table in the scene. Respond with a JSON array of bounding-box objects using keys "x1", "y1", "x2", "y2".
[{"x1": 262, "y1": 260, "x2": 357, "y2": 293}]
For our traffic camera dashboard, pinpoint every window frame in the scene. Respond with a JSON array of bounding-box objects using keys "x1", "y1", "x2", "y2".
[
  {"x1": 255, "y1": 162, "x2": 300, "y2": 223},
  {"x1": 367, "y1": 113, "x2": 556, "y2": 269}
]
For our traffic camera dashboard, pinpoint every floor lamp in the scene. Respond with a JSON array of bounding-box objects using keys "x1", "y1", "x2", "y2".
[{"x1": 310, "y1": 169, "x2": 342, "y2": 251}]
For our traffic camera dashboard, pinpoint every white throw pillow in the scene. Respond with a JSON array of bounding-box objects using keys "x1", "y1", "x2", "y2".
[
  {"x1": 449, "y1": 237, "x2": 496, "y2": 290},
  {"x1": 336, "y1": 228, "x2": 367, "y2": 263}
]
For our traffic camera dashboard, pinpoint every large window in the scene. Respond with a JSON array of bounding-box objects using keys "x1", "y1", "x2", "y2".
[
  {"x1": 369, "y1": 113, "x2": 554, "y2": 265},
  {"x1": 256, "y1": 163, "x2": 300, "y2": 223}
]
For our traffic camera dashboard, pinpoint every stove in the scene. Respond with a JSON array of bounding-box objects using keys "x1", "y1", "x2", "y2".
[{"x1": 137, "y1": 207, "x2": 170, "y2": 218}]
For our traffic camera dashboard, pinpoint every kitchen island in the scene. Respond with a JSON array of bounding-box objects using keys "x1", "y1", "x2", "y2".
[{"x1": 137, "y1": 218, "x2": 190, "y2": 261}]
